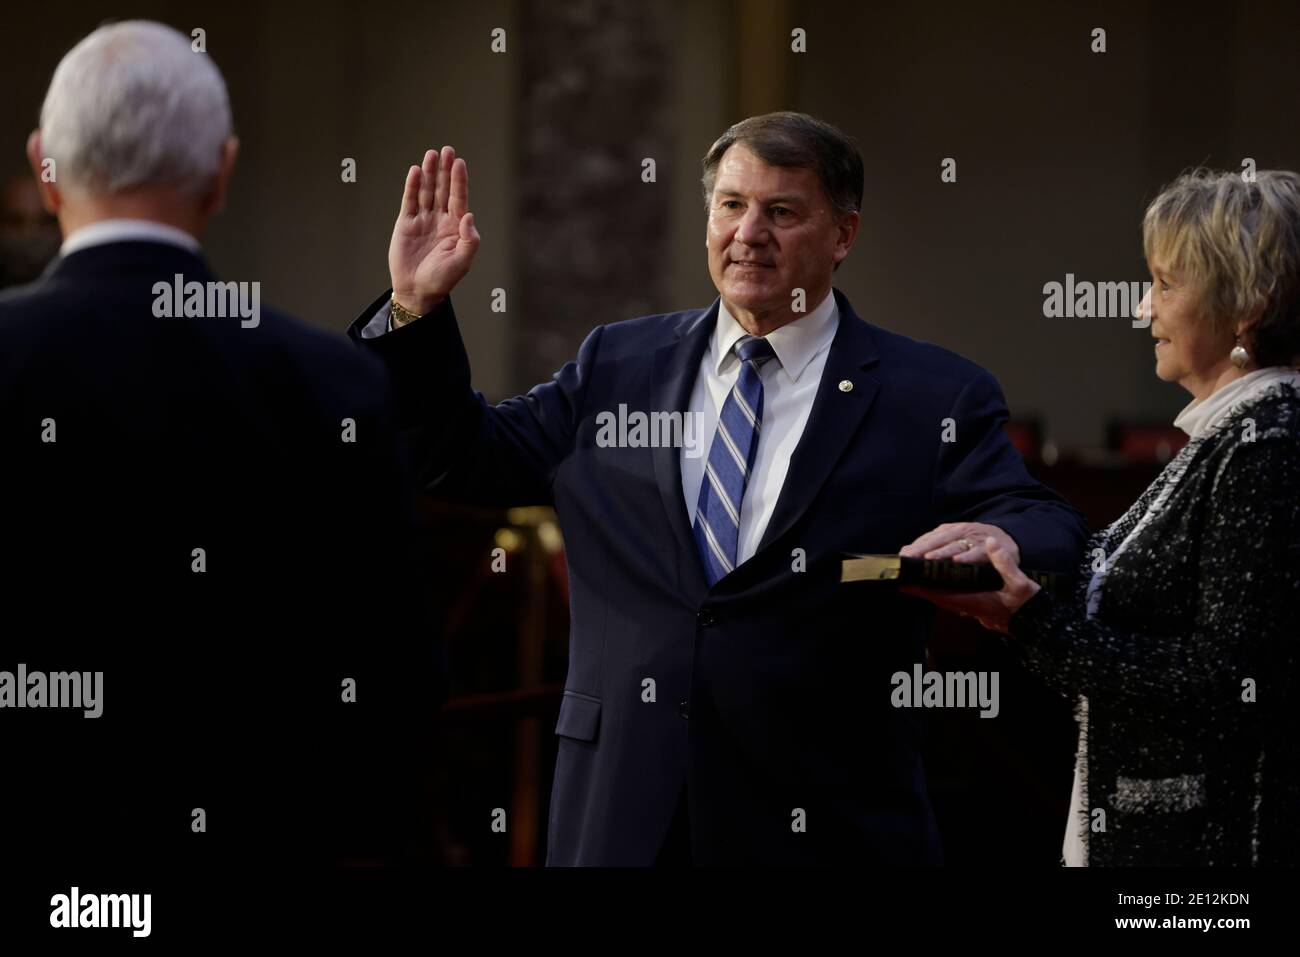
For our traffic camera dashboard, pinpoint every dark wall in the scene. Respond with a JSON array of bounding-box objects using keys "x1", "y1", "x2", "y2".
[
  {"x1": 791, "y1": 0, "x2": 1300, "y2": 446},
  {"x1": 4, "y1": 0, "x2": 1296, "y2": 442}
]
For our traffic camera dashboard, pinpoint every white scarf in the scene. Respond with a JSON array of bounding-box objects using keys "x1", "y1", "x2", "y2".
[{"x1": 1173, "y1": 366, "x2": 1300, "y2": 439}]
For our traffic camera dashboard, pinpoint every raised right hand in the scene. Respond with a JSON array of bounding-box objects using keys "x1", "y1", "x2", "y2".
[{"x1": 388, "y1": 146, "x2": 480, "y2": 316}]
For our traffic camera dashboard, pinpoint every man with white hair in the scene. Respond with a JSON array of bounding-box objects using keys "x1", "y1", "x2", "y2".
[
  {"x1": 0, "y1": 21, "x2": 440, "y2": 876},
  {"x1": 23, "y1": 20, "x2": 239, "y2": 249}
]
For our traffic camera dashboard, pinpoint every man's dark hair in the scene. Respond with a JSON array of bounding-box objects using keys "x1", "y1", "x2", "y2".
[{"x1": 701, "y1": 112, "x2": 864, "y2": 219}]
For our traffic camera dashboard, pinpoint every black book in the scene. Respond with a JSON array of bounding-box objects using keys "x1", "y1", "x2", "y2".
[{"x1": 840, "y1": 553, "x2": 1068, "y2": 593}]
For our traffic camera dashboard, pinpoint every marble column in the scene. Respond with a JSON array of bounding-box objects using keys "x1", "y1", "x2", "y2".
[{"x1": 514, "y1": 0, "x2": 675, "y2": 386}]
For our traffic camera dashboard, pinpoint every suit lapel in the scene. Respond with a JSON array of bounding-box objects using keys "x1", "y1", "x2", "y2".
[
  {"x1": 650, "y1": 301, "x2": 718, "y2": 593},
  {"x1": 648, "y1": 290, "x2": 882, "y2": 593},
  {"x1": 752, "y1": 289, "x2": 881, "y2": 556}
]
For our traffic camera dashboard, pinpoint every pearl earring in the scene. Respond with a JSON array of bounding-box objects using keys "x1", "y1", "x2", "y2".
[{"x1": 1230, "y1": 337, "x2": 1250, "y2": 369}]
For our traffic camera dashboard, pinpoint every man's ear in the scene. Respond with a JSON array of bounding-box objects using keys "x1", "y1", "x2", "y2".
[
  {"x1": 26, "y1": 130, "x2": 60, "y2": 215},
  {"x1": 832, "y1": 209, "x2": 860, "y2": 265},
  {"x1": 202, "y1": 136, "x2": 239, "y2": 216}
]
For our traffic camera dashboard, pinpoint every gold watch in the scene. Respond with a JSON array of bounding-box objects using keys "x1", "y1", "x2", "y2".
[{"x1": 390, "y1": 295, "x2": 426, "y2": 328}]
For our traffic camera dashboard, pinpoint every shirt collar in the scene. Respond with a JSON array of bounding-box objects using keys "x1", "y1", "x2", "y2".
[
  {"x1": 61, "y1": 218, "x2": 202, "y2": 257},
  {"x1": 712, "y1": 290, "x2": 838, "y2": 381}
]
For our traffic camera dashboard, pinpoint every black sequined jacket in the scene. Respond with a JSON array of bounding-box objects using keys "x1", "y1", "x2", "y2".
[{"x1": 1009, "y1": 381, "x2": 1300, "y2": 866}]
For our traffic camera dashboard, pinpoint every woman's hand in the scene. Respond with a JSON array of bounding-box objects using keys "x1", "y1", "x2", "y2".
[{"x1": 898, "y1": 536, "x2": 1041, "y2": 635}]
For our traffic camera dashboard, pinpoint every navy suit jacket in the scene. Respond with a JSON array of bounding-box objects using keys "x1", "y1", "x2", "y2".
[
  {"x1": 349, "y1": 287, "x2": 1088, "y2": 865},
  {"x1": 0, "y1": 242, "x2": 439, "y2": 875}
]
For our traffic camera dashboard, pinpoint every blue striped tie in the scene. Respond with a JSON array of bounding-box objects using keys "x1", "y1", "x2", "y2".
[{"x1": 693, "y1": 335, "x2": 778, "y2": 585}]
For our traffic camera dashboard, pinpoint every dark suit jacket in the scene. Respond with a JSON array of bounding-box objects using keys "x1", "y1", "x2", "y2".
[
  {"x1": 0, "y1": 241, "x2": 440, "y2": 880},
  {"x1": 349, "y1": 287, "x2": 1088, "y2": 865}
]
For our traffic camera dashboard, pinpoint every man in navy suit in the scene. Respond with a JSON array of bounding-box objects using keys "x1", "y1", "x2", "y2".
[
  {"x1": 0, "y1": 21, "x2": 438, "y2": 879},
  {"x1": 350, "y1": 112, "x2": 1088, "y2": 865}
]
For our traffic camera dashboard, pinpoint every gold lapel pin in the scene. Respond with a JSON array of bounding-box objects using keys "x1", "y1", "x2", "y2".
[{"x1": 838, "y1": 379, "x2": 854, "y2": 393}]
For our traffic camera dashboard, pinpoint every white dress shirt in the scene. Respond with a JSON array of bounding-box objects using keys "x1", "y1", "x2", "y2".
[
  {"x1": 60, "y1": 218, "x2": 201, "y2": 257},
  {"x1": 681, "y1": 291, "x2": 839, "y2": 567}
]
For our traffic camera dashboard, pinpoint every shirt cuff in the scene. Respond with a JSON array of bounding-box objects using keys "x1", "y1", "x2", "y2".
[{"x1": 359, "y1": 301, "x2": 394, "y2": 339}]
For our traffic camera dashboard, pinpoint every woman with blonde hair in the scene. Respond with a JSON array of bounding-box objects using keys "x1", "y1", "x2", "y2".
[{"x1": 906, "y1": 168, "x2": 1300, "y2": 865}]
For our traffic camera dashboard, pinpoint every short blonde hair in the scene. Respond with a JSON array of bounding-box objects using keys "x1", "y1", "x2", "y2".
[{"x1": 1143, "y1": 168, "x2": 1300, "y2": 367}]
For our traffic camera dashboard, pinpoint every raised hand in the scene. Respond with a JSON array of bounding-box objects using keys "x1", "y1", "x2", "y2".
[{"x1": 388, "y1": 146, "x2": 480, "y2": 317}]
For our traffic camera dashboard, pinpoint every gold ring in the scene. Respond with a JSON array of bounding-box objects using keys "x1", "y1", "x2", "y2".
[{"x1": 956, "y1": 538, "x2": 973, "y2": 552}]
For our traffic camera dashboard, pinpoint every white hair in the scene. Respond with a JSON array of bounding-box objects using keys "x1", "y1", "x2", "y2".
[{"x1": 39, "y1": 21, "x2": 232, "y2": 198}]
